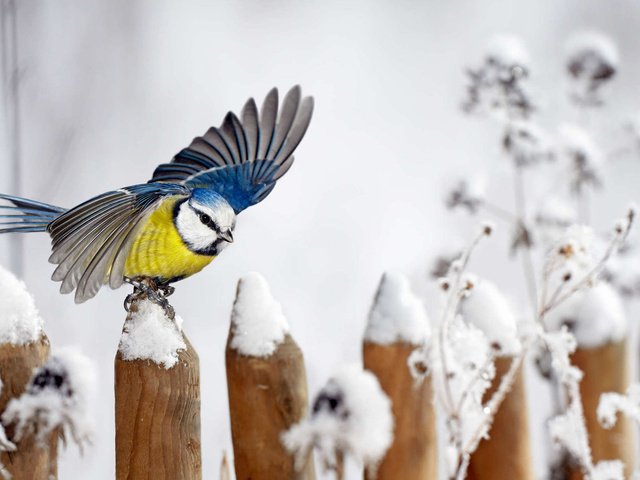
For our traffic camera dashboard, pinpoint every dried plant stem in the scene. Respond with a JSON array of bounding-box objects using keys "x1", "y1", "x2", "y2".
[
  {"x1": 513, "y1": 165, "x2": 538, "y2": 315},
  {"x1": 439, "y1": 229, "x2": 488, "y2": 415},
  {"x1": 335, "y1": 451, "x2": 344, "y2": 480}
]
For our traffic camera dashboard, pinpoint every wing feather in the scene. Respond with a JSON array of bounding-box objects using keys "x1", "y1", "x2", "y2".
[
  {"x1": 47, "y1": 183, "x2": 188, "y2": 302},
  {"x1": 267, "y1": 85, "x2": 300, "y2": 160},
  {"x1": 241, "y1": 98, "x2": 259, "y2": 162},
  {"x1": 258, "y1": 88, "x2": 278, "y2": 159},
  {"x1": 149, "y1": 86, "x2": 313, "y2": 213}
]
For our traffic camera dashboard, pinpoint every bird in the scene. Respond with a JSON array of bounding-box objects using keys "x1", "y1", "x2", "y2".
[{"x1": 0, "y1": 86, "x2": 314, "y2": 313}]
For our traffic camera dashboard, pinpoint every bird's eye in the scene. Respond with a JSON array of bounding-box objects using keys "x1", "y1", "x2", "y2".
[{"x1": 199, "y1": 213, "x2": 211, "y2": 225}]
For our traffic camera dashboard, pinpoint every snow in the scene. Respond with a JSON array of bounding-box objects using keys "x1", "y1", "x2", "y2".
[
  {"x1": 535, "y1": 197, "x2": 577, "y2": 245},
  {"x1": 485, "y1": 33, "x2": 530, "y2": 67},
  {"x1": 118, "y1": 299, "x2": 186, "y2": 369},
  {"x1": 559, "y1": 124, "x2": 603, "y2": 166},
  {"x1": 0, "y1": 265, "x2": 43, "y2": 345},
  {"x1": 598, "y1": 384, "x2": 640, "y2": 430},
  {"x1": 592, "y1": 461, "x2": 625, "y2": 480},
  {"x1": 2, "y1": 346, "x2": 96, "y2": 448},
  {"x1": 545, "y1": 224, "x2": 598, "y2": 288},
  {"x1": 544, "y1": 282, "x2": 627, "y2": 348},
  {"x1": 282, "y1": 364, "x2": 393, "y2": 475},
  {"x1": 565, "y1": 31, "x2": 619, "y2": 71},
  {"x1": 459, "y1": 277, "x2": 521, "y2": 356},
  {"x1": 503, "y1": 121, "x2": 554, "y2": 167},
  {"x1": 431, "y1": 314, "x2": 495, "y2": 471},
  {"x1": 229, "y1": 272, "x2": 290, "y2": 357},
  {"x1": 364, "y1": 272, "x2": 430, "y2": 345},
  {"x1": 548, "y1": 406, "x2": 592, "y2": 467}
]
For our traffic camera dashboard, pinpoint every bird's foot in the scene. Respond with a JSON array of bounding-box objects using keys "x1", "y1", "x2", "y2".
[{"x1": 123, "y1": 277, "x2": 176, "y2": 320}]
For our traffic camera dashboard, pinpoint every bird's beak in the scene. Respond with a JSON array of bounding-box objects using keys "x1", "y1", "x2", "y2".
[{"x1": 220, "y1": 229, "x2": 234, "y2": 243}]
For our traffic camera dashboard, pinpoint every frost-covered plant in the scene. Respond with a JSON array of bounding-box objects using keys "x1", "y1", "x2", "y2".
[
  {"x1": 2, "y1": 347, "x2": 96, "y2": 452},
  {"x1": 503, "y1": 121, "x2": 555, "y2": 167},
  {"x1": 282, "y1": 365, "x2": 393, "y2": 479},
  {"x1": 565, "y1": 31, "x2": 619, "y2": 107},
  {"x1": 462, "y1": 34, "x2": 533, "y2": 120},
  {"x1": 411, "y1": 224, "x2": 527, "y2": 479},
  {"x1": 598, "y1": 384, "x2": 640, "y2": 430}
]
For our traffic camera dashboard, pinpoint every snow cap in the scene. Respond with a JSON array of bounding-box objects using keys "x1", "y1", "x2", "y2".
[
  {"x1": 460, "y1": 277, "x2": 521, "y2": 356},
  {"x1": 364, "y1": 272, "x2": 430, "y2": 345},
  {"x1": 485, "y1": 33, "x2": 530, "y2": 67},
  {"x1": 545, "y1": 282, "x2": 627, "y2": 348},
  {"x1": 2, "y1": 346, "x2": 96, "y2": 448},
  {"x1": 118, "y1": 299, "x2": 186, "y2": 369},
  {"x1": 0, "y1": 265, "x2": 43, "y2": 345},
  {"x1": 565, "y1": 31, "x2": 619, "y2": 71},
  {"x1": 229, "y1": 272, "x2": 290, "y2": 357},
  {"x1": 283, "y1": 365, "x2": 393, "y2": 475}
]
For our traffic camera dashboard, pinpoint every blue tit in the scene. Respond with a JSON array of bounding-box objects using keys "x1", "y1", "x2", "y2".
[{"x1": 0, "y1": 86, "x2": 314, "y2": 304}]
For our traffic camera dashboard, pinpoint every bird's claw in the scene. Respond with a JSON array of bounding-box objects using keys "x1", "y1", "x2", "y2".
[{"x1": 123, "y1": 277, "x2": 176, "y2": 320}]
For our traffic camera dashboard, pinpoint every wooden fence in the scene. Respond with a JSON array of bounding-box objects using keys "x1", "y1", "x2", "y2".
[{"x1": 0, "y1": 279, "x2": 634, "y2": 480}]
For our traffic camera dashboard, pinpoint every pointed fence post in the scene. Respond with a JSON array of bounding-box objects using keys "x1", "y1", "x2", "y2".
[
  {"x1": 0, "y1": 336, "x2": 56, "y2": 479},
  {"x1": 569, "y1": 338, "x2": 634, "y2": 478},
  {"x1": 115, "y1": 298, "x2": 201, "y2": 480},
  {"x1": 225, "y1": 273, "x2": 315, "y2": 480},
  {"x1": 362, "y1": 272, "x2": 437, "y2": 480},
  {"x1": 545, "y1": 283, "x2": 635, "y2": 478},
  {"x1": 460, "y1": 277, "x2": 534, "y2": 480},
  {"x1": 466, "y1": 358, "x2": 533, "y2": 480},
  {"x1": 0, "y1": 267, "x2": 57, "y2": 479}
]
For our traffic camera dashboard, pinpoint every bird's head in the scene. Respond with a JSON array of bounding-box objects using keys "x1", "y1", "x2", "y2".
[{"x1": 174, "y1": 189, "x2": 236, "y2": 256}]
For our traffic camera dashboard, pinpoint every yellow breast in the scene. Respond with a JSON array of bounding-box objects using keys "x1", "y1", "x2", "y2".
[{"x1": 124, "y1": 197, "x2": 215, "y2": 282}]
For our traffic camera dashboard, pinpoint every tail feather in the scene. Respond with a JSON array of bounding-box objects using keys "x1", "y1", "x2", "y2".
[{"x1": 0, "y1": 194, "x2": 66, "y2": 234}]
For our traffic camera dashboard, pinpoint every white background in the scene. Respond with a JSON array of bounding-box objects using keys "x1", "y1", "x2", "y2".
[{"x1": 1, "y1": 1, "x2": 639, "y2": 478}]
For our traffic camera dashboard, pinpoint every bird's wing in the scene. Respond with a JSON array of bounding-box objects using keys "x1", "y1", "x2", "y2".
[
  {"x1": 47, "y1": 183, "x2": 190, "y2": 303},
  {"x1": 150, "y1": 86, "x2": 314, "y2": 213}
]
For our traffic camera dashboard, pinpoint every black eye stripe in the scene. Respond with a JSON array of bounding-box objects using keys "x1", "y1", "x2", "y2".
[{"x1": 196, "y1": 211, "x2": 220, "y2": 232}]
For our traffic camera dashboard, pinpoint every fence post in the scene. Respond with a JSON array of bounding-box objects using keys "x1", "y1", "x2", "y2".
[
  {"x1": 115, "y1": 298, "x2": 201, "y2": 480},
  {"x1": 568, "y1": 337, "x2": 634, "y2": 478},
  {"x1": 0, "y1": 336, "x2": 56, "y2": 479},
  {"x1": 466, "y1": 358, "x2": 533, "y2": 480},
  {"x1": 225, "y1": 273, "x2": 315, "y2": 480},
  {"x1": 362, "y1": 272, "x2": 437, "y2": 480},
  {"x1": 0, "y1": 267, "x2": 57, "y2": 479}
]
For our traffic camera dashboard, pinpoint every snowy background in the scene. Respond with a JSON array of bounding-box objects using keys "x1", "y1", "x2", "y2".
[{"x1": 1, "y1": 1, "x2": 639, "y2": 478}]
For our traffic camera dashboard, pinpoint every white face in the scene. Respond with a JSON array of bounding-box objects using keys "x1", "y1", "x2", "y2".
[{"x1": 175, "y1": 199, "x2": 236, "y2": 255}]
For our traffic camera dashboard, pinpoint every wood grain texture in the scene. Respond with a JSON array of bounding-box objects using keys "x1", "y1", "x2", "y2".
[
  {"x1": 568, "y1": 338, "x2": 635, "y2": 479},
  {"x1": 467, "y1": 356, "x2": 534, "y2": 480},
  {"x1": 115, "y1": 335, "x2": 201, "y2": 480},
  {"x1": 362, "y1": 342, "x2": 437, "y2": 480},
  {"x1": 0, "y1": 334, "x2": 58, "y2": 480},
  {"x1": 226, "y1": 332, "x2": 315, "y2": 480}
]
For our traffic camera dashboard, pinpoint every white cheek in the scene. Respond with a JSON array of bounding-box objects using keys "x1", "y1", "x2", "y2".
[{"x1": 176, "y1": 206, "x2": 218, "y2": 250}]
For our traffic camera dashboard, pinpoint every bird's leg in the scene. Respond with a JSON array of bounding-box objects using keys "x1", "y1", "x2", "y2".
[{"x1": 123, "y1": 277, "x2": 176, "y2": 320}]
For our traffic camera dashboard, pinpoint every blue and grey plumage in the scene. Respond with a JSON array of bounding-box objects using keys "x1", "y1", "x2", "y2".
[
  {"x1": 152, "y1": 86, "x2": 313, "y2": 213},
  {"x1": 0, "y1": 86, "x2": 314, "y2": 303}
]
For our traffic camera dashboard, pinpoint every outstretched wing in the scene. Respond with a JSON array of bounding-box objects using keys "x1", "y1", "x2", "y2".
[
  {"x1": 47, "y1": 183, "x2": 189, "y2": 303},
  {"x1": 150, "y1": 86, "x2": 314, "y2": 213}
]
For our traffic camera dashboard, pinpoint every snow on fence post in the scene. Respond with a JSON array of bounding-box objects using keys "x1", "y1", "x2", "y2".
[
  {"x1": 361, "y1": 272, "x2": 437, "y2": 480},
  {"x1": 115, "y1": 298, "x2": 201, "y2": 480},
  {"x1": 225, "y1": 272, "x2": 315, "y2": 480},
  {"x1": 547, "y1": 283, "x2": 635, "y2": 478},
  {"x1": 0, "y1": 266, "x2": 57, "y2": 479},
  {"x1": 461, "y1": 278, "x2": 535, "y2": 480}
]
